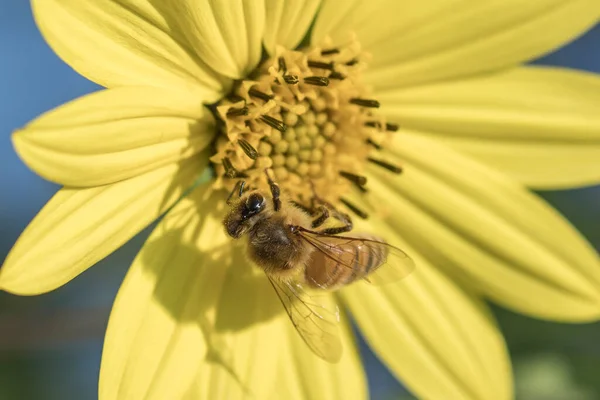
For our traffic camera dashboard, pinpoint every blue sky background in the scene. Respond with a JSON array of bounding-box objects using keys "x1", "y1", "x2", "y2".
[{"x1": 0, "y1": 2, "x2": 598, "y2": 399}]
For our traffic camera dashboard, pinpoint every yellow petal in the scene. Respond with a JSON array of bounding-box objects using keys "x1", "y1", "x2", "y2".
[
  {"x1": 368, "y1": 133, "x2": 600, "y2": 321},
  {"x1": 100, "y1": 188, "x2": 283, "y2": 400},
  {"x1": 343, "y1": 217, "x2": 511, "y2": 400},
  {"x1": 311, "y1": 0, "x2": 600, "y2": 90},
  {"x1": 165, "y1": 0, "x2": 266, "y2": 79},
  {"x1": 33, "y1": 0, "x2": 228, "y2": 102},
  {"x1": 378, "y1": 66, "x2": 600, "y2": 189},
  {"x1": 13, "y1": 87, "x2": 214, "y2": 187},
  {"x1": 263, "y1": 0, "x2": 322, "y2": 54},
  {"x1": 274, "y1": 311, "x2": 367, "y2": 400},
  {"x1": 0, "y1": 156, "x2": 207, "y2": 295}
]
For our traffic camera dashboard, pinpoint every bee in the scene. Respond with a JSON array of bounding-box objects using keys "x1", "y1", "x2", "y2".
[{"x1": 223, "y1": 171, "x2": 415, "y2": 362}]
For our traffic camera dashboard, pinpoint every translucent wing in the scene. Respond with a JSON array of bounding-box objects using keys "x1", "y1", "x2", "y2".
[
  {"x1": 268, "y1": 276, "x2": 342, "y2": 362},
  {"x1": 298, "y1": 228, "x2": 415, "y2": 286}
]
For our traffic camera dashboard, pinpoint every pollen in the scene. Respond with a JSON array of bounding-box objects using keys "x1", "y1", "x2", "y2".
[{"x1": 210, "y1": 38, "x2": 400, "y2": 214}]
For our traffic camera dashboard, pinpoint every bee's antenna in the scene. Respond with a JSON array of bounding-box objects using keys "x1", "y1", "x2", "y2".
[{"x1": 264, "y1": 169, "x2": 281, "y2": 212}]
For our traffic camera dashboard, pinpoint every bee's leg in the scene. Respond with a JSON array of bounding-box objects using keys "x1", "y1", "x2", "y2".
[
  {"x1": 264, "y1": 169, "x2": 281, "y2": 211},
  {"x1": 316, "y1": 212, "x2": 353, "y2": 235},
  {"x1": 226, "y1": 180, "x2": 246, "y2": 205},
  {"x1": 311, "y1": 206, "x2": 329, "y2": 228},
  {"x1": 291, "y1": 200, "x2": 315, "y2": 215}
]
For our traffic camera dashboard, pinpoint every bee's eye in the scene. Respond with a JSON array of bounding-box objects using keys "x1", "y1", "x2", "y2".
[{"x1": 242, "y1": 193, "x2": 264, "y2": 219}]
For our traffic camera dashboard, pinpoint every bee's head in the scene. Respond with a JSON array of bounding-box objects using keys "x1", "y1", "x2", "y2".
[{"x1": 224, "y1": 191, "x2": 266, "y2": 238}]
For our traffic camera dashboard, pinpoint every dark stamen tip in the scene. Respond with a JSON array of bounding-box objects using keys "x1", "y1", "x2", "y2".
[
  {"x1": 260, "y1": 115, "x2": 287, "y2": 132},
  {"x1": 222, "y1": 157, "x2": 247, "y2": 178},
  {"x1": 321, "y1": 48, "x2": 340, "y2": 56},
  {"x1": 366, "y1": 139, "x2": 382, "y2": 150},
  {"x1": 386, "y1": 123, "x2": 399, "y2": 132},
  {"x1": 350, "y1": 98, "x2": 380, "y2": 108},
  {"x1": 278, "y1": 57, "x2": 287, "y2": 73},
  {"x1": 308, "y1": 60, "x2": 334, "y2": 71},
  {"x1": 339, "y1": 198, "x2": 368, "y2": 219},
  {"x1": 339, "y1": 171, "x2": 367, "y2": 187},
  {"x1": 304, "y1": 76, "x2": 330, "y2": 87},
  {"x1": 226, "y1": 106, "x2": 249, "y2": 117},
  {"x1": 238, "y1": 139, "x2": 258, "y2": 160},
  {"x1": 283, "y1": 74, "x2": 299, "y2": 84},
  {"x1": 249, "y1": 88, "x2": 274, "y2": 102},
  {"x1": 328, "y1": 71, "x2": 345, "y2": 80},
  {"x1": 368, "y1": 157, "x2": 402, "y2": 174},
  {"x1": 345, "y1": 58, "x2": 359, "y2": 66}
]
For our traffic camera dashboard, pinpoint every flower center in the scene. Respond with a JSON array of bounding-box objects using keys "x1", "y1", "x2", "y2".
[{"x1": 210, "y1": 39, "x2": 400, "y2": 217}]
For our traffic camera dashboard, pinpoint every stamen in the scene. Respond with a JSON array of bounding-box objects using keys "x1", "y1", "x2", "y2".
[
  {"x1": 368, "y1": 157, "x2": 402, "y2": 174},
  {"x1": 304, "y1": 76, "x2": 330, "y2": 87},
  {"x1": 283, "y1": 75, "x2": 299, "y2": 84},
  {"x1": 227, "y1": 94, "x2": 245, "y2": 103},
  {"x1": 339, "y1": 171, "x2": 367, "y2": 187},
  {"x1": 308, "y1": 60, "x2": 334, "y2": 70},
  {"x1": 222, "y1": 157, "x2": 247, "y2": 178},
  {"x1": 328, "y1": 71, "x2": 345, "y2": 80},
  {"x1": 260, "y1": 115, "x2": 287, "y2": 132},
  {"x1": 249, "y1": 88, "x2": 274, "y2": 102},
  {"x1": 278, "y1": 57, "x2": 287, "y2": 73},
  {"x1": 321, "y1": 48, "x2": 340, "y2": 56},
  {"x1": 339, "y1": 198, "x2": 368, "y2": 219},
  {"x1": 345, "y1": 58, "x2": 359, "y2": 66},
  {"x1": 227, "y1": 106, "x2": 249, "y2": 117},
  {"x1": 366, "y1": 139, "x2": 382, "y2": 150},
  {"x1": 364, "y1": 121, "x2": 399, "y2": 132},
  {"x1": 350, "y1": 98, "x2": 380, "y2": 108},
  {"x1": 238, "y1": 139, "x2": 258, "y2": 160}
]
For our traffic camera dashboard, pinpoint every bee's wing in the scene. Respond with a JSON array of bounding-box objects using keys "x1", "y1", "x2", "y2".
[
  {"x1": 268, "y1": 276, "x2": 342, "y2": 362},
  {"x1": 298, "y1": 228, "x2": 415, "y2": 285}
]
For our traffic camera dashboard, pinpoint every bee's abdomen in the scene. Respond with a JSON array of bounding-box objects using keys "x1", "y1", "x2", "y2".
[{"x1": 305, "y1": 234, "x2": 388, "y2": 290}]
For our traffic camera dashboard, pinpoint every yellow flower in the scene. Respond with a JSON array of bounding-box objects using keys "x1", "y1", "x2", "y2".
[{"x1": 2, "y1": 1, "x2": 600, "y2": 399}]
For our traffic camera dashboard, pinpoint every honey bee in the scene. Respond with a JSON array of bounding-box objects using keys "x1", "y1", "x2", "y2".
[{"x1": 223, "y1": 171, "x2": 415, "y2": 362}]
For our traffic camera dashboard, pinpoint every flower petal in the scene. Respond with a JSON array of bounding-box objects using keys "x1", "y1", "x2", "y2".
[
  {"x1": 367, "y1": 133, "x2": 600, "y2": 321},
  {"x1": 263, "y1": 0, "x2": 322, "y2": 54},
  {"x1": 378, "y1": 67, "x2": 600, "y2": 189},
  {"x1": 273, "y1": 312, "x2": 367, "y2": 400},
  {"x1": 100, "y1": 187, "x2": 283, "y2": 400},
  {"x1": 13, "y1": 87, "x2": 214, "y2": 187},
  {"x1": 0, "y1": 156, "x2": 207, "y2": 295},
  {"x1": 32, "y1": 0, "x2": 227, "y2": 102},
  {"x1": 342, "y1": 217, "x2": 511, "y2": 400},
  {"x1": 166, "y1": 0, "x2": 266, "y2": 79},
  {"x1": 311, "y1": 0, "x2": 600, "y2": 90}
]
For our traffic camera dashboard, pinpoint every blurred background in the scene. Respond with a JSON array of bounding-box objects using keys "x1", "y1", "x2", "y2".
[{"x1": 0, "y1": 2, "x2": 598, "y2": 399}]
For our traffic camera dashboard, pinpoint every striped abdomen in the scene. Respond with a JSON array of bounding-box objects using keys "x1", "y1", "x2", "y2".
[{"x1": 304, "y1": 233, "x2": 389, "y2": 290}]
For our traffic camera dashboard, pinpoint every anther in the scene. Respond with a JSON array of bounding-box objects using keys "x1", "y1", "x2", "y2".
[
  {"x1": 339, "y1": 198, "x2": 369, "y2": 219},
  {"x1": 283, "y1": 75, "x2": 299, "y2": 84},
  {"x1": 226, "y1": 106, "x2": 249, "y2": 117},
  {"x1": 222, "y1": 157, "x2": 247, "y2": 178},
  {"x1": 339, "y1": 171, "x2": 367, "y2": 187},
  {"x1": 278, "y1": 57, "x2": 287, "y2": 73},
  {"x1": 227, "y1": 93, "x2": 245, "y2": 103},
  {"x1": 364, "y1": 121, "x2": 399, "y2": 132},
  {"x1": 368, "y1": 157, "x2": 403, "y2": 174},
  {"x1": 321, "y1": 48, "x2": 340, "y2": 56},
  {"x1": 366, "y1": 139, "x2": 382, "y2": 150},
  {"x1": 238, "y1": 139, "x2": 258, "y2": 160},
  {"x1": 328, "y1": 71, "x2": 345, "y2": 80},
  {"x1": 304, "y1": 76, "x2": 330, "y2": 87},
  {"x1": 350, "y1": 98, "x2": 380, "y2": 108},
  {"x1": 260, "y1": 115, "x2": 287, "y2": 132},
  {"x1": 345, "y1": 58, "x2": 359, "y2": 66},
  {"x1": 308, "y1": 60, "x2": 334, "y2": 70},
  {"x1": 249, "y1": 88, "x2": 274, "y2": 102}
]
